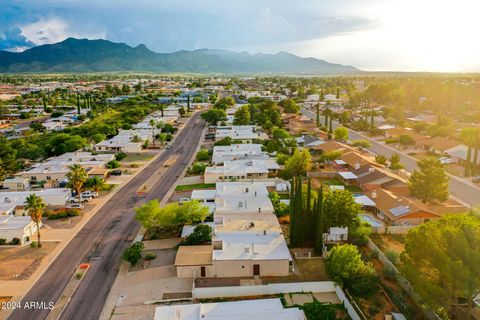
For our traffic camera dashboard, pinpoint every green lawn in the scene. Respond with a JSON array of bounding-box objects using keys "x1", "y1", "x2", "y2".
[{"x1": 175, "y1": 183, "x2": 216, "y2": 191}]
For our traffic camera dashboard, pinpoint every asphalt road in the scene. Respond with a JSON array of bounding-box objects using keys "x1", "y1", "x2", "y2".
[
  {"x1": 9, "y1": 112, "x2": 206, "y2": 320},
  {"x1": 302, "y1": 107, "x2": 480, "y2": 207}
]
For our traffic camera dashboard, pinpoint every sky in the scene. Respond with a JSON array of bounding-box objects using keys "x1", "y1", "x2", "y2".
[{"x1": 1, "y1": 0, "x2": 480, "y2": 72}]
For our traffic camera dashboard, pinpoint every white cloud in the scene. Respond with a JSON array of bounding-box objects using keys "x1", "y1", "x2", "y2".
[{"x1": 20, "y1": 17, "x2": 106, "y2": 46}]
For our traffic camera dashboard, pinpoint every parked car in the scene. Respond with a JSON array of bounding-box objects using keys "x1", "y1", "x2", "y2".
[
  {"x1": 81, "y1": 191, "x2": 99, "y2": 198},
  {"x1": 178, "y1": 197, "x2": 191, "y2": 204},
  {"x1": 67, "y1": 203, "x2": 84, "y2": 209},
  {"x1": 69, "y1": 196, "x2": 92, "y2": 203},
  {"x1": 473, "y1": 176, "x2": 480, "y2": 183},
  {"x1": 166, "y1": 144, "x2": 171, "y2": 149},
  {"x1": 110, "y1": 169, "x2": 122, "y2": 176},
  {"x1": 439, "y1": 157, "x2": 454, "y2": 165}
]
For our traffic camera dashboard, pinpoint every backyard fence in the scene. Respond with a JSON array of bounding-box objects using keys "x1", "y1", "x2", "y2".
[{"x1": 192, "y1": 281, "x2": 361, "y2": 320}]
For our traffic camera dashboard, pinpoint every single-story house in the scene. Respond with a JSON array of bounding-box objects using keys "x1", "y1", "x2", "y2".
[
  {"x1": 0, "y1": 215, "x2": 40, "y2": 245},
  {"x1": 445, "y1": 144, "x2": 479, "y2": 165},
  {"x1": 415, "y1": 136, "x2": 460, "y2": 155},
  {"x1": 154, "y1": 298, "x2": 306, "y2": 320},
  {"x1": 175, "y1": 231, "x2": 291, "y2": 278},
  {"x1": 365, "y1": 189, "x2": 440, "y2": 226},
  {"x1": 204, "y1": 160, "x2": 280, "y2": 184}
]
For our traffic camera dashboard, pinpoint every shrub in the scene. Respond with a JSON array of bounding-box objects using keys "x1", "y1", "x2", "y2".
[
  {"x1": 382, "y1": 266, "x2": 397, "y2": 280},
  {"x1": 196, "y1": 148, "x2": 210, "y2": 161},
  {"x1": 75, "y1": 273, "x2": 83, "y2": 280},
  {"x1": 0, "y1": 238, "x2": 6, "y2": 245},
  {"x1": 189, "y1": 162, "x2": 206, "y2": 174},
  {"x1": 9, "y1": 238, "x2": 20, "y2": 245},
  {"x1": 385, "y1": 250, "x2": 399, "y2": 265},
  {"x1": 181, "y1": 224, "x2": 212, "y2": 245},
  {"x1": 30, "y1": 241, "x2": 38, "y2": 248},
  {"x1": 144, "y1": 253, "x2": 157, "y2": 261},
  {"x1": 375, "y1": 154, "x2": 387, "y2": 165},
  {"x1": 115, "y1": 152, "x2": 127, "y2": 161},
  {"x1": 122, "y1": 241, "x2": 144, "y2": 266},
  {"x1": 130, "y1": 163, "x2": 139, "y2": 168},
  {"x1": 107, "y1": 160, "x2": 120, "y2": 169},
  {"x1": 47, "y1": 209, "x2": 81, "y2": 220}
]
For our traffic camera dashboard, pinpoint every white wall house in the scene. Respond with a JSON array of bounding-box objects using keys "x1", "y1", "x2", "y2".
[
  {"x1": 0, "y1": 188, "x2": 71, "y2": 215},
  {"x1": 215, "y1": 126, "x2": 269, "y2": 143},
  {"x1": 204, "y1": 159, "x2": 280, "y2": 184},
  {"x1": 0, "y1": 215, "x2": 40, "y2": 245},
  {"x1": 212, "y1": 144, "x2": 269, "y2": 165},
  {"x1": 94, "y1": 129, "x2": 151, "y2": 153}
]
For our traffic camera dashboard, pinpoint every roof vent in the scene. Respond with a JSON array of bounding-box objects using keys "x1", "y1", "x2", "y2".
[{"x1": 371, "y1": 190, "x2": 377, "y2": 199}]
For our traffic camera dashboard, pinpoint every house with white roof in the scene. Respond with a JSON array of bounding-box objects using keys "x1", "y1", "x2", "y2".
[
  {"x1": 0, "y1": 215, "x2": 40, "y2": 245},
  {"x1": 175, "y1": 231, "x2": 291, "y2": 278},
  {"x1": 212, "y1": 144, "x2": 269, "y2": 165},
  {"x1": 154, "y1": 298, "x2": 305, "y2": 320},
  {"x1": 215, "y1": 126, "x2": 268, "y2": 143},
  {"x1": 204, "y1": 159, "x2": 280, "y2": 184},
  {"x1": 0, "y1": 188, "x2": 70, "y2": 215},
  {"x1": 15, "y1": 152, "x2": 114, "y2": 184},
  {"x1": 94, "y1": 129, "x2": 151, "y2": 153}
]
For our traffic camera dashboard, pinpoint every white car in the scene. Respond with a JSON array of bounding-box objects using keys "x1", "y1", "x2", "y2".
[
  {"x1": 67, "y1": 203, "x2": 84, "y2": 209},
  {"x1": 439, "y1": 157, "x2": 454, "y2": 165},
  {"x1": 81, "y1": 191, "x2": 99, "y2": 198},
  {"x1": 69, "y1": 196, "x2": 92, "y2": 203},
  {"x1": 178, "y1": 197, "x2": 191, "y2": 204}
]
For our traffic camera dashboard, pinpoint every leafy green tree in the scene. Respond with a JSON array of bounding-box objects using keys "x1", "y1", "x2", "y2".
[
  {"x1": 389, "y1": 153, "x2": 404, "y2": 171},
  {"x1": 29, "y1": 122, "x2": 46, "y2": 133},
  {"x1": 319, "y1": 150, "x2": 343, "y2": 163},
  {"x1": 196, "y1": 148, "x2": 210, "y2": 161},
  {"x1": 92, "y1": 133, "x2": 106, "y2": 144},
  {"x1": 66, "y1": 164, "x2": 88, "y2": 201},
  {"x1": 179, "y1": 106, "x2": 186, "y2": 117},
  {"x1": 408, "y1": 158, "x2": 449, "y2": 203},
  {"x1": 135, "y1": 200, "x2": 209, "y2": 233},
  {"x1": 400, "y1": 214, "x2": 480, "y2": 319},
  {"x1": 107, "y1": 160, "x2": 120, "y2": 169},
  {"x1": 272, "y1": 127, "x2": 290, "y2": 140},
  {"x1": 201, "y1": 109, "x2": 227, "y2": 125},
  {"x1": 214, "y1": 137, "x2": 232, "y2": 146},
  {"x1": 24, "y1": 194, "x2": 46, "y2": 248},
  {"x1": 189, "y1": 162, "x2": 206, "y2": 174},
  {"x1": 279, "y1": 99, "x2": 300, "y2": 113},
  {"x1": 0, "y1": 137, "x2": 18, "y2": 180},
  {"x1": 181, "y1": 224, "x2": 212, "y2": 245},
  {"x1": 398, "y1": 134, "x2": 415, "y2": 146},
  {"x1": 233, "y1": 105, "x2": 250, "y2": 125},
  {"x1": 333, "y1": 127, "x2": 348, "y2": 141},
  {"x1": 323, "y1": 190, "x2": 361, "y2": 231},
  {"x1": 214, "y1": 96, "x2": 235, "y2": 110},
  {"x1": 351, "y1": 139, "x2": 372, "y2": 151},
  {"x1": 122, "y1": 241, "x2": 144, "y2": 266},
  {"x1": 326, "y1": 244, "x2": 377, "y2": 295},
  {"x1": 282, "y1": 149, "x2": 312, "y2": 179}
]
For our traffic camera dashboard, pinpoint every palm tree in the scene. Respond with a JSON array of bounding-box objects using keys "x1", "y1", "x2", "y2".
[
  {"x1": 87, "y1": 176, "x2": 105, "y2": 193},
  {"x1": 66, "y1": 164, "x2": 88, "y2": 201},
  {"x1": 149, "y1": 119, "x2": 156, "y2": 148},
  {"x1": 24, "y1": 194, "x2": 46, "y2": 248}
]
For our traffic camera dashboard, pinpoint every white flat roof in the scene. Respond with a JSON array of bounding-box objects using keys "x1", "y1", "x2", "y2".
[
  {"x1": 338, "y1": 171, "x2": 358, "y2": 180},
  {"x1": 0, "y1": 215, "x2": 34, "y2": 230},
  {"x1": 354, "y1": 195, "x2": 376, "y2": 207},
  {"x1": 154, "y1": 298, "x2": 304, "y2": 320},
  {"x1": 213, "y1": 232, "x2": 291, "y2": 261}
]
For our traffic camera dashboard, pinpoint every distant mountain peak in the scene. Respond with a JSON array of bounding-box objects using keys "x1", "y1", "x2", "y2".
[{"x1": 0, "y1": 38, "x2": 360, "y2": 74}]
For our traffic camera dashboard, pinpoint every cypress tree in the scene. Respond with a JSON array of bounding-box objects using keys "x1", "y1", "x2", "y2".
[
  {"x1": 329, "y1": 116, "x2": 333, "y2": 133},
  {"x1": 324, "y1": 112, "x2": 328, "y2": 127},
  {"x1": 77, "y1": 93, "x2": 81, "y2": 114},
  {"x1": 315, "y1": 104, "x2": 320, "y2": 127},
  {"x1": 42, "y1": 95, "x2": 47, "y2": 112},
  {"x1": 296, "y1": 176, "x2": 303, "y2": 246},
  {"x1": 314, "y1": 186, "x2": 324, "y2": 254},
  {"x1": 306, "y1": 178, "x2": 312, "y2": 244},
  {"x1": 289, "y1": 177, "x2": 297, "y2": 247},
  {"x1": 187, "y1": 95, "x2": 191, "y2": 112},
  {"x1": 370, "y1": 108, "x2": 374, "y2": 130}
]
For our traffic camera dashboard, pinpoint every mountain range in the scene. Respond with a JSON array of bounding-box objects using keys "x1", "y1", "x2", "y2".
[{"x1": 0, "y1": 38, "x2": 359, "y2": 74}]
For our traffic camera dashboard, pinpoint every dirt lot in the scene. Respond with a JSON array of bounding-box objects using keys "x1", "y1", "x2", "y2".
[
  {"x1": 42, "y1": 214, "x2": 83, "y2": 229},
  {"x1": 0, "y1": 241, "x2": 59, "y2": 280},
  {"x1": 370, "y1": 234, "x2": 405, "y2": 254},
  {"x1": 262, "y1": 258, "x2": 329, "y2": 284},
  {"x1": 129, "y1": 249, "x2": 176, "y2": 272}
]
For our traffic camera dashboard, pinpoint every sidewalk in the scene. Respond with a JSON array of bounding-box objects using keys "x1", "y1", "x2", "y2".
[{"x1": 0, "y1": 149, "x2": 164, "y2": 319}]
